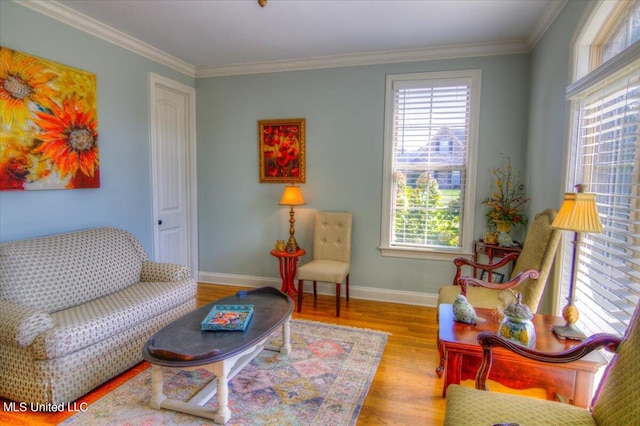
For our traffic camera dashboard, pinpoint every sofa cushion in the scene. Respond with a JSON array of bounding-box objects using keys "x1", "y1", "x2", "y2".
[
  {"x1": 0, "y1": 228, "x2": 147, "y2": 313},
  {"x1": 31, "y1": 278, "x2": 195, "y2": 360}
]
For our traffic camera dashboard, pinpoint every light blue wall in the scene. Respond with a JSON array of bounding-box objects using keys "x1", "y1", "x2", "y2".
[
  {"x1": 196, "y1": 54, "x2": 531, "y2": 295},
  {"x1": 527, "y1": 0, "x2": 591, "y2": 313},
  {"x1": 1, "y1": 0, "x2": 592, "y2": 303},
  {"x1": 0, "y1": 1, "x2": 194, "y2": 255}
]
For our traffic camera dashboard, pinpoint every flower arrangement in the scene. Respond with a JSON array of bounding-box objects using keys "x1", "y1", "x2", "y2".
[{"x1": 482, "y1": 157, "x2": 530, "y2": 229}]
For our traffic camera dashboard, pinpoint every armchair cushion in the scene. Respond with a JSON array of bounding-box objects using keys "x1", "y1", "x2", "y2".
[
  {"x1": 438, "y1": 285, "x2": 504, "y2": 311},
  {"x1": 444, "y1": 384, "x2": 596, "y2": 426}
]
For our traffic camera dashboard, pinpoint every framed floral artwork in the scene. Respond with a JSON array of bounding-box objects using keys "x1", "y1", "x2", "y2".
[
  {"x1": 258, "y1": 118, "x2": 305, "y2": 183},
  {"x1": 0, "y1": 46, "x2": 99, "y2": 190}
]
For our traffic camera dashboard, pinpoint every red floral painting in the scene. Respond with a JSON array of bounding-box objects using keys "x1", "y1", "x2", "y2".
[
  {"x1": 0, "y1": 46, "x2": 99, "y2": 190},
  {"x1": 258, "y1": 118, "x2": 305, "y2": 183}
]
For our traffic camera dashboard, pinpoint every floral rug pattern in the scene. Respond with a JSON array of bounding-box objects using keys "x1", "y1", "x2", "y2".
[{"x1": 62, "y1": 320, "x2": 388, "y2": 425}]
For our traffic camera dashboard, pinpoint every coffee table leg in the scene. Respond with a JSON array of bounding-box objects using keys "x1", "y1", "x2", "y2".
[
  {"x1": 281, "y1": 316, "x2": 292, "y2": 355},
  {"x1": 212, "y1": 361, "x2": 232, "y2": 424},
  {"x1": 150, "y1": 365, "x2": 166, "y2": 408}
]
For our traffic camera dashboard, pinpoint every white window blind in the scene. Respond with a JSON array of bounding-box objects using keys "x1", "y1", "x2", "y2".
[
  {"x1": 565, "y1": 61, "x2": 640, "y2": 336},
  {"x1": 380, "y1": 70, "x2": 479, "y2": 258}
]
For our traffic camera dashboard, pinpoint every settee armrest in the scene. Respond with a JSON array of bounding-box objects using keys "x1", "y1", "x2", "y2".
[
  {"x1": 141, "y1": 261, "x2": 193, "y2": 282},
  {"x1": 475, "y1": 331, "x2": 621, "y2": 391},
  {"x1": 0, "y1": 300, "x2": 54, "y2": 347}
]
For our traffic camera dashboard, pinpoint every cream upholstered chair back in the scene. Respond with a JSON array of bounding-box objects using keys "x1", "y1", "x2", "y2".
[
  {"x1": 509, "y1": 209, "x2": 561, "y2": 312},
  {"x1": 311, "y1": 212, "x2": 352, "y2": 263},
  {"x1": 592, "y1": 303, "x2": 640, "y2": 423},
  {"x1": 296, "y1": 211, "x2": 352, "y2": 316}
]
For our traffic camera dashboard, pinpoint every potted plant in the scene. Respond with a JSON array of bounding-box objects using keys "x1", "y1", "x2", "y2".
[{"x1": 481, "y1": 156, "x2": 530, "y2": 246}]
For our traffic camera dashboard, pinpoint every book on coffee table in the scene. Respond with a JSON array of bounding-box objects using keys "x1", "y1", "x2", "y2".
[{"x1": 201, "y1": 304, "x2": 254, "y2": 331}]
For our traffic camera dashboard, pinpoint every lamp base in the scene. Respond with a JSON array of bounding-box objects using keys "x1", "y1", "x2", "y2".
[{"x1": 552, "y1": 324, "x2": 586, "y2": 341}]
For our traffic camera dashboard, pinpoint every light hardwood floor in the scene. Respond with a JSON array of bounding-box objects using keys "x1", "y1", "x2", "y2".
[
  {"x1": 0, "y1": 282, "x2": 543, "y2": 425},
  {"x1": 198, "y1": 283, "x2": 446, "y2": 425}
]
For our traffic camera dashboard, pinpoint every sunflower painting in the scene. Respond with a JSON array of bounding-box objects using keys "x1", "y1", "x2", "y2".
[{"x1": 0, "y1": 46, "x2": 99, "y2": 190}]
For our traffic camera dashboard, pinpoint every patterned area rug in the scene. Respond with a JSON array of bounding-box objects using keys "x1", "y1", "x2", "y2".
[{"x1": 61, "y1": 320, "x2": 388, "y2": 425}]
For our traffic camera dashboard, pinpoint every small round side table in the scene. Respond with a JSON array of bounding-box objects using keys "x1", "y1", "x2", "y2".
[{"x1": 270, "y1": 248, "x2": 305, "y2": 301}]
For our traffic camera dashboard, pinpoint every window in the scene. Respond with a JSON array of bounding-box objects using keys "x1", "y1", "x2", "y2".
[
  {"x1": 380, "y1": 70, "x2": 480, "y2": 259},
  {"x1": 564, "y1": 0, "x2": 640, "y2": 336}
]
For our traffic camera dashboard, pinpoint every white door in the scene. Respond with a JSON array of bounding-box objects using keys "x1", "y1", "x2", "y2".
[{"x1": 149, "y1": 73, "x2": 198, "y2": 278}]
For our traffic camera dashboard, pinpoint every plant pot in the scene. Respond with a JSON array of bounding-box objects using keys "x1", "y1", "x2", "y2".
[{"x1": 494, "y1": 220, "x2": 511, "y2": 233}]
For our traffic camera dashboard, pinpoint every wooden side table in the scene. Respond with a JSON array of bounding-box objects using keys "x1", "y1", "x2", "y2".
[
  {"x1": 270, "y1": 248, "x2": 305, "y2": 301},
  {"x1": 473, "y1": 240, "x2": 522, "y2": 281},
  {"x1": 438, "y1": 304, "x2": 606, "y2": 408}
]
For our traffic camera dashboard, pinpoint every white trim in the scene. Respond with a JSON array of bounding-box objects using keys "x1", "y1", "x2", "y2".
[
  {"x1": 379, "y1": 69, "x2": 481, "y2": 260},
  {"x1": 17, "y1": 0, "x2": 549, "y2": 79},
  {"x1": 149, "y1": 73, "x2": 199, "y2": 279},
  {"x1": 571, "y1": 0, "x2": 624, "y2": 82},
  {"x1": 567, "y1": 42, "x2": 640, "y2": 97},
  {"x1": 528, "y1": 0, "x2": 569, "y2": 49},
  {"x1": 195, "y1": 41, "x2": 527, "y2": 78},
  {"x1": 15, "y1": 0, "x2": 195, "y2": 77},
  {"x1": 198, "y1": 272, "x2": 438, "y2": 307},
  {"x1": 378, "y1": 247, "x2": 473, "y2": 261}
]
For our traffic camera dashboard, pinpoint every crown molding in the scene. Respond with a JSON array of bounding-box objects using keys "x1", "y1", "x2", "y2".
[
  {"x1": 14, "y1": 0, "x2": 196, "y2": 77},
  {"x1": 195, "y1": 40, "x2": 529, "y2": 78},
  {"x1": 528, "y1": 0, "x2": 568, "y2": 49},
  {"x1": 16, "y1": 0, "x2": 558, "y2": 79}
]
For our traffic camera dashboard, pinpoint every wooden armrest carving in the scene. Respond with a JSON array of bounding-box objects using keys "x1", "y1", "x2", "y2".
[
  {"x1": 452, "y1": 253, "x2": 519, "y2": 285},
  {"x1": 457, "y1": 269, "x2": 539, "y2": 296},
  {"x1": 475, "y1": 331, "x2": 621, "y2": 391}
]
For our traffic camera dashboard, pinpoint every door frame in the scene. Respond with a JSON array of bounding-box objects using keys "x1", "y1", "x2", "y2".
[{"x1": 149, "y1": 72, "x2": 198, "y2": 279}]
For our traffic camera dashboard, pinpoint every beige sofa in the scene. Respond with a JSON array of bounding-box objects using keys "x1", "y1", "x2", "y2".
[{"x1": 0, "y1": 227, "x2": 197, "y2": 404}]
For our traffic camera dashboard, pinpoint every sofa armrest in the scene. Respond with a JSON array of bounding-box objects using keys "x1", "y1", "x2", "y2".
[
  {"x1": 140, "y1": 261, "x2": 193, "y2": 282},
  {"x1": 0, "y1": 300, "x2": 54, "y2": 347}
]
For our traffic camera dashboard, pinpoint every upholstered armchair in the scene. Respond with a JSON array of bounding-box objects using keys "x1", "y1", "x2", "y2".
[
  {"x1": 436, "y1": 209, "x2": 561, "y2": 377},
  {"x1": 297, "y1": 212, "x2": 352, "y2": 317},
  {"x1": 443, "y1": 302, "x2": 640, "y2": 425},
  {"x1": 438, "y1": 209, "x2": 561, "y2": 313}
]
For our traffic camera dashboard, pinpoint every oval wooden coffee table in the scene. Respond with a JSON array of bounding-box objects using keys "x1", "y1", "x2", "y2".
[{"x1": 142, "y1": 287, "x2": 294, "y2": 424}]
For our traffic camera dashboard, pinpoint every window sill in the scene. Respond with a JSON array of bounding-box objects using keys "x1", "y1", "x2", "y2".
[{"x1": 378, "y1": 246, "x2": 473, "y2": 261}]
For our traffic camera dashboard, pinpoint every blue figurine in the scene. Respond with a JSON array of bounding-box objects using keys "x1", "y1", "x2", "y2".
[{"x1": 452, "y1": 294, "x2": 486, "y2": 324}]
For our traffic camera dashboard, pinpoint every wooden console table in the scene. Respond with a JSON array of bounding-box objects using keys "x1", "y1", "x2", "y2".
[{"x1": 439, "y1": 304, "x2": 606, "y2": 408}]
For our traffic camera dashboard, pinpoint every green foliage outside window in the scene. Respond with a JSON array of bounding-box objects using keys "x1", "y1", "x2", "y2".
[{"x1": 393, "y1": 171, "x2": 460, "y2": 247}]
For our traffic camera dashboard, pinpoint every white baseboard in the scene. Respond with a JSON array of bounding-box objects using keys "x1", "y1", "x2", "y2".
[{"x1": 198, "y1": 272, "x2": 438, "y2": 307}]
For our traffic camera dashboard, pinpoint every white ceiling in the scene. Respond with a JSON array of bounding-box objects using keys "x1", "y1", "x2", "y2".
[{"x1": 25, "y1": 0, "x2": 567, "y2": 77}]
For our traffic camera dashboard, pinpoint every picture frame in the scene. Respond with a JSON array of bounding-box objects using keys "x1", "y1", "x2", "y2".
[
  {"x1": 480, "y1": 270, "x2": 505, "y2": 283},
  {"x1": 258, "y1": 118, "x2": 306, "y2": 183}
]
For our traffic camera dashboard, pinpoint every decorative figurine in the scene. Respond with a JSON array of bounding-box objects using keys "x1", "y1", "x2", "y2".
[
  {"x1": 452, "y1": 295, "x2": 487, "y2": 324},
  {"x1": 499, "y1": 292, "x2": 536, "y2": 347}
]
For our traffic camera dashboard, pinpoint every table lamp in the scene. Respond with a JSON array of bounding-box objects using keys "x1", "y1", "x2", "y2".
[
  {"x1": 279, "y1": 185, "x2": 305, "y2": 252},
  {"x1": 551, "y1": 184, "x2": 603, "y2": 340}
]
